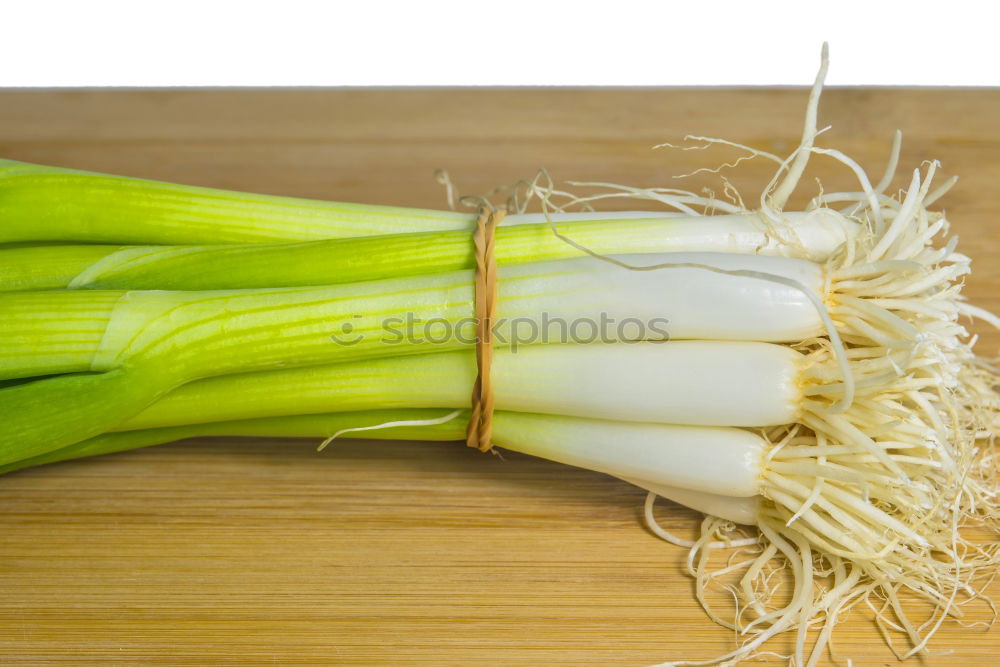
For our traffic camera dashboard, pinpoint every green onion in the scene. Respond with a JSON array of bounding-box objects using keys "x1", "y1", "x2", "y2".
[
  {"x1": 0, "y1": 158, "x2": 472, "y2": 244},
  {"x1": 0, "y1": 408, "x2": 761, "y2": 525},
  {"x1": 2, "y1": 45, "x2": 997, "y2": 667},
  {"x1": 0, "y1": 208, "x2": 853, "y2": 292},
  {"x1": 0, "y1": 252, "x2": 832, "y2": 465},
  {"x1": 0, "y1": 404, "x2": 951, "y2": 558}
]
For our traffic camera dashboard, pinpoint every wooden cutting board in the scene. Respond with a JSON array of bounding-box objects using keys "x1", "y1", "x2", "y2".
[{"x1": 1, "y1": 88, "x2": 998, "y2": 666}]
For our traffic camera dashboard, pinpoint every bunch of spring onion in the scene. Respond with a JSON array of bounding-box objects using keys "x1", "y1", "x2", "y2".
[{"x1": 2, "y1": 48, "x2": 998, "y2": 666}]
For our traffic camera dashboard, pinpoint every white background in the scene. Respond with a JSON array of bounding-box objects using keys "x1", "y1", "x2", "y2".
[{"x1": 5, "y1": 1, "x2": 996, "y2": 87}]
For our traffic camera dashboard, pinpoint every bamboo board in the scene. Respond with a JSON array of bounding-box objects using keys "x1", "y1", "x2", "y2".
[{"x1": 0, "y1": 87, "x2": 998, "y2": 665}]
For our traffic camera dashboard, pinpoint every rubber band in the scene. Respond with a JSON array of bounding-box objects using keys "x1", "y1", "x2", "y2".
[{"x1": 465, "y1": 207, "x2": 506, "y2": 452}]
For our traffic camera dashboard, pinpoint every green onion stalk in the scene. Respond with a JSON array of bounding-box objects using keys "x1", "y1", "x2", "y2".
[{"x1": 1, "y1": 46, "x2": 998, "y2": 667}]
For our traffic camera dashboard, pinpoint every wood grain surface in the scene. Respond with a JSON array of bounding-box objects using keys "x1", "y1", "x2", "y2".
[{"x1": 0, "y1": 87, "x2": 998, "y2": 666}]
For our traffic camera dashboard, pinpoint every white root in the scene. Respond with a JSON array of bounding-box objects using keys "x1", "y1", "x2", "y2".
[{"x1": 635, "y1": 46, "x2": 999, "y2": 665}]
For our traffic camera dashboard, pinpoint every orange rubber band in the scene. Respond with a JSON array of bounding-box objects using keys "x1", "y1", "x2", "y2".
[{"x1": 465, "y1": 207, "x2": 506, "y2": 452}]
